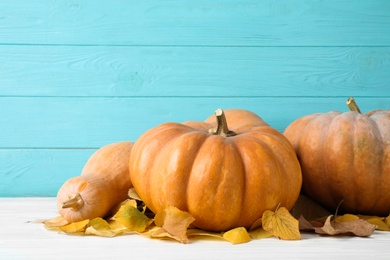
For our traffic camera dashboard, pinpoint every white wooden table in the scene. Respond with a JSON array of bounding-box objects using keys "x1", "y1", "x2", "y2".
[{"x1": 1, "y1": 197, "x2": 390, "y2": 260}]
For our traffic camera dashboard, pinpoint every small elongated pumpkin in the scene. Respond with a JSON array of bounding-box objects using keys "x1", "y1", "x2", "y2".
[
  {"x1": 130, "y1": 109, "x2": 302, "y2": 231},
  {"x1": 57, "y1": 141, "x2": 133, "y2": 222},
  {"x1": 284, "y1": 98, "x2": 390, "y2": 216}
]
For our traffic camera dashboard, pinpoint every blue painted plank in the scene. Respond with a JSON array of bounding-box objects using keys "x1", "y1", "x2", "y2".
[
  {"x1": 1, "y1": 46, "x2": 389, "y2": 97},
  {"x1": 0, "y1": 97, "x2": 388, "y2": 149},
  {"x1": 0, "y1": 0, "x2": 389, "y2": 46},
  {"x1": 0, "y1": 149, "x2": 96, "y2": 197}
]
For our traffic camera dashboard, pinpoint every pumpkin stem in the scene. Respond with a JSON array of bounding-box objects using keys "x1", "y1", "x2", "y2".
[
  {"x1": 62, "y1": 193, "x2": 84, "y2": 210},
  {"x1": 208, "y1": 108, "x2": 237, "y2": 137},
  {"x1": 346, "y1": 97, "x2": 361, "y2": 113}
]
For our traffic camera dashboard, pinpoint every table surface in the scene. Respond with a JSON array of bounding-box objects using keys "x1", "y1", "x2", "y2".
[{"x1": 1, "y1": 197, "x2": 390, "y2": 260}]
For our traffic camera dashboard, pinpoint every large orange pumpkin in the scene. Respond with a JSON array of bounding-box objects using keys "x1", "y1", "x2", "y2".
[
  {"x1": 284, "y1": 98, "x2": 390, "y2": 216},
  {"x1": 129, "y1": 109, "x2": 302, "y2": 231}
]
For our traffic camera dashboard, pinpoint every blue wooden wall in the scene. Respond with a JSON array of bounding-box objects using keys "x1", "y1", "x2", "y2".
[{"x1": 1, "y1": 0, "x2": 390, "y2": 197}]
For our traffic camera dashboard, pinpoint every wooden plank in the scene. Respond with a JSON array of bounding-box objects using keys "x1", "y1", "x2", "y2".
[
  {"x1": 0, "y1": 149, "x2": 95, "y2": 197},
  {"x1": 0, "y1": 0, "x2": 389, "y2": 46},
  {"x1": 1, "y1": 45, "x2": 389, "y2": 97},
  {"x1": 1, "y1": 97, "x2": 389, "y2": 149},
  {"x1": 1, "y1": 198, "x2": 390, "y2": 259}
]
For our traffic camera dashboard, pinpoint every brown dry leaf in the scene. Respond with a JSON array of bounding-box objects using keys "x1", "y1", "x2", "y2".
[
  {"x1": 314, "y1": 215, "x2": 376, "y2": 237},
  {"x1": 151, "y1": 206, "x2": 195, "y2": 244},
  {"x1": 85, "y1": 217, "x2": 125, "y2": 237},
  {"x1": 249, "y1": 217, "x2": 262, "y2": 231},
  {"x1": 59, "y1": 219, "x2": 89, "y2": 234},
  {"x1": 222, "y1": 227, "x2": 251, "y2": 244},
  {"x1": 262, "y1": 207, "x2": 301, "y2": 240},
  {"x1": 112, "y1": 204, "x2": 152, "y2": 233},
  {"x1": 249, "y1": 227, "x2": 273, "y2": 240}
]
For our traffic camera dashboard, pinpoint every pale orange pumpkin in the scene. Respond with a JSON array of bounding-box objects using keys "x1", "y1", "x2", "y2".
[
  {"x1": 57, "y1": 141, "x2": 133, "y2": 222},
  {"x1": 129, "y1": 109, "x2": 302, "y2": 231},
  {"x1": 284, "y1": 98, "x2": 390, "y2": 215}
]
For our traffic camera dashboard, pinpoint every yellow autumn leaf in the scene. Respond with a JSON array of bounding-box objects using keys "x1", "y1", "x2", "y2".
[
  {"x1": 366, "y1": 217, "x2": 389, "y2": 231},
  {"x1": 223, "y1": 227, "x2": 251, "y2": 244},
  {"x1": 151, "y1": 206, "x2": 195, "y2": 244},
  {"x1": 59, "y1": 219, "x2": 89, "y2": 234},
  {"x1": 335, "y1": 214, "x2": 359, "y2": 223},
  {"x1": 85, "y1": 217, "x2": 125, "y2": 237},
  {"x1": 249, "y1": 227, "x2": 273, "y2": 240},
  {"x1": 112, "y1": 204, "x2": 152, "y2": 233},
  {"x1": 385, "y1": 215, "x2": 390, "y2": 227},
  {"x1": 186, "y1": 229, "x2": 224, "y2": 241},
  {"x1": 262, "y1": 207, "x2": 301, "y2": 240},
  {"x1": 43, "y1": 216, "x2": 69, "y2": 231}
]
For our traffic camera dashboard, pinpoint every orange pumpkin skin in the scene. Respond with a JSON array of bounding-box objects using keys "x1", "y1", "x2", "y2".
[
  {"x1": 130, "y1": 110, "x2": 302, "y2": 231},
  {"x1": 284, "y1": 110, "x2": 390, "y2": 216}
]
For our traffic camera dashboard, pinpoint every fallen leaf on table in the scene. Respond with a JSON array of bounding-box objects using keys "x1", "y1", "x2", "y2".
[
  {"x1": 85, "y1": 217, "x2": 125, "y2": 237},
  {"x1": 249, "y1": 227, "x2": 273, "y2": 240},
  {"x1": 365, "y1": 217, "x2": 390, "y2": 231},
  {"x1": 262, "y1": 207, "x2": 301, "y2": 240},
  {"x1": 111, "y1": 203, "x2": 152, "y2": 233},
  {"x1": 43, "y1": 215, "x2": 69, "y2": 230},
  {"x1": 222, "y1": 227, "x2": 251, "y2": 244},
  {"x1": 59, "y1": 219, "x2": 89, "y2": 234},
  {"x1": 335, "y1": 214, "x2": 359, "y2": 223},
  {"x1": 314, "y1": 215, "x2": 376, "y2": 237},
  {"x1": 151, "y1": 206, "x2": 195, "y2": 244}
]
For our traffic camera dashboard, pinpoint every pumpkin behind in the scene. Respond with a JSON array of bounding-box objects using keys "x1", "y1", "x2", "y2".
[{"x1": 284, "y1": 99, "x2": 390, "y2": 215}]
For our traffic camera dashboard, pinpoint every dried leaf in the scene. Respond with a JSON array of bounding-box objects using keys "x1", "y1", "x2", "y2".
[
  {"x1": 385, "y1": 215, "x2": 390, "y2": 227},
  {"x1": 128, "y1": 188, "x2": 143, "y2": 201},
  {"x1": 298, "y1": 215, "x2": 316, "y2": 231},
  {"x1": 249, "y1": 227, "x2": 273, "y2": 240},
  {"x1": 366, "y1": 217, "x2": 390, "y2": 231},
  {"x1": 335, "y1": 214, "x2": 359, "y2": 223},
  {"x1": 186, "y1": 229, "x2": 224, "y2": 240},
  {"x1": 314, "y1": 215, "x2": 376, "y2": 237},
  {"x1": 249, "y1": 217, "x2": 262, "y2": 231},
  {"x1": 151, "y1": 206, "x2": 195, "y2": 244},
  {"x1": 223, "y1": 227, "x2": 251, "y2": 244},
  {"x1": 43, "y1": 216, "x2": 69, "y2": 230},
  {"x1": 59, "y1": 219, "x2": 89, "y2": 234},
  {"x1": 85, "y1": 217, "x2": 125, "y2": 237},
  {"x1": 262, "y1": 207, "x2": 301, "y2": 240},
  {"x1": 112, "y1": 204, "x2": 152, "y2": 233}
]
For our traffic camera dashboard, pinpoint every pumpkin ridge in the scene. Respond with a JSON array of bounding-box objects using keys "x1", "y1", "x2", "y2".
[{"x1": 146, "y1": 124, "x2": 197, "y2": 213}]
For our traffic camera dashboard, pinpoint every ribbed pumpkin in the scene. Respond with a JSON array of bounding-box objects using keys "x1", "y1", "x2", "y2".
[
  {"x1": 284, "y1": 97, "x2": 390, "y2": 216},
  {"x1": 129, "y1": 109, "x2": 302, "y2": 231}
]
